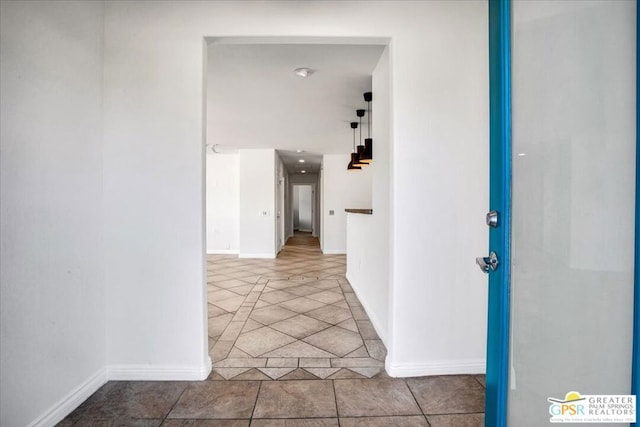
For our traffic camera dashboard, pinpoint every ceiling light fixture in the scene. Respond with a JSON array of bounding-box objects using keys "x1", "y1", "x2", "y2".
[
  {"x1": 296, "y1": 150, "x2": 304, "y2": 153},
  {"x1": 301, "y1": 170, "x2": 307, "y2": 174},
  {"x1": 360, "y1": 91, "x2": 373, "y2": 164},
  {"x1": 353, "y1": 109, "x2": 367, "y2": 167},
  {"x1": 347, "y1": 122, "x2": 362, "y2": 171},
  {"x1": 294, "y1": 67, "x2": 315, "y2": 78},
  {"x1": 298, "y1": 159, "x2": 305, "y2": 163}
]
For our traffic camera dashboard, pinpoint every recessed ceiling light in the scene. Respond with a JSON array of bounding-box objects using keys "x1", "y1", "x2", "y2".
[
  {"x1": 298, "y1": 159, "x2": 305, "y2": 163},
  {"x1": 296, "y1": 150, "x2": 304, "y2": 153},
  {"x1": 294, "y1": 67, "x2": 315, "y2": 78},
  {"x1": 301, "y1": 170, "x2": 306, "y2": 174}
]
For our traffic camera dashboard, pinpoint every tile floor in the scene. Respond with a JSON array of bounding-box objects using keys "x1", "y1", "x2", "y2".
[
  {"x1": 60, "y1": 233, "x2": 485, "y2": 426},
  {"x1": 207, "y1": 235, "x2": 385, "y2": 381}
]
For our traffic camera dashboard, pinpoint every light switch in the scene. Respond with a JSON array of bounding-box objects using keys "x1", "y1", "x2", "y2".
[{"x1": 329, "y1": 210, "x2": 334, "y2": 216}]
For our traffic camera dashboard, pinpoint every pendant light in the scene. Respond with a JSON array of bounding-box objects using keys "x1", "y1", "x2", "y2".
[
  {"x1": 353, "y1": 109, "x2": 367, "y2": 167},
  {"x1": 360, "y1": 91, "x2": 373, "y2": 163},
  {"x1": 347, "y1": 121, "x2": 361, "y2": 171}
]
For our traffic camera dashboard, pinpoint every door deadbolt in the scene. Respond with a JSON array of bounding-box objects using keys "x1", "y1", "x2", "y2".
[
  {"x1": 476, "y1": 251, "x2": 499, "y2": 273},
  {"x1": 486, "y1": 210, "x2": 499, "y2": 228}
]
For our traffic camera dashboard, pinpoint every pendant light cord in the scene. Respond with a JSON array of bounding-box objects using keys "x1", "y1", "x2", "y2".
[
  {"x1": 367, "y1": 101, "x2": 371, "y2": 138},
  {"x1": 353, "y1": 126, "x2": 356, "y2": 151}
]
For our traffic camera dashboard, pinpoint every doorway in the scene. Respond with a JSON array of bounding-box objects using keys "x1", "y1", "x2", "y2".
[
  {"x1": 205, "y1": 39, "x2": 389, "y2": 377},
  {"x1": 293, "y1": 184, "x2": 314, "y2": 235}
]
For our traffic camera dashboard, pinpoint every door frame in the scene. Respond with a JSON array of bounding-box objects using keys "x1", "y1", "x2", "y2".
[
  {"x1": 485, "y1": 1, "x2": 512, "y2": 425},
  {"x1": 485, "y1": 1, "x2": 640, "y2": 425}
]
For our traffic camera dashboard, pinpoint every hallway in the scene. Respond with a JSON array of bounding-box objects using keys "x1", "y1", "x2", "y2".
[{"x1": 60, "y1": 237, "x2": 485, "y2": 426}]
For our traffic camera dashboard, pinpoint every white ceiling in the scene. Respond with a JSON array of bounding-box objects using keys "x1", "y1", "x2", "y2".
[{"x1": 206, "y1": 43, "x2": 385, "y2": 174}]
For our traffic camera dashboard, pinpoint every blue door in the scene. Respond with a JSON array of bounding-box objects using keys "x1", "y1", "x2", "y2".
[{"x1": 485, "y1": 1, "x2": 639, "y2": 425}]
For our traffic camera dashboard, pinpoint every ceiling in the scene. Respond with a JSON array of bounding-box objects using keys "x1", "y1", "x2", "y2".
[{"x1": 206, "y1": 43, "x2": 385, "y2": 174}]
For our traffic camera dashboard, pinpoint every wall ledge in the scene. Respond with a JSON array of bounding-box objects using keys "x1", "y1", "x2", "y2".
[
  {"x1": 345, "y1": 208, "x2": 373, "y2": 215},
  {"x1": 386, "y1": 358, "x2": 486, "y2": 378}
]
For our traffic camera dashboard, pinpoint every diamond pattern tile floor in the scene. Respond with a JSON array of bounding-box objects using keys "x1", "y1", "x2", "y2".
[
  {"x1": 234, "y1": 327, "x2": 297, "y2": 357},
  {"x1": 302, "y1": 326, "x2": 364, "y2": 357},
  {"x1": 269, "y1": 314, "x2": 331, "y2": 339},
  {"x1": 61, "y1": 232, "x2": 485, "y2": 425},
  {"x1": 205, "y1": 240, "x2": 386, "y2": 377}
]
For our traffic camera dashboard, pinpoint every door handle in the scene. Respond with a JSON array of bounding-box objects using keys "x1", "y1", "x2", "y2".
[{"x1": 476, "y1": 251, "x2": 499, "y2": 273}]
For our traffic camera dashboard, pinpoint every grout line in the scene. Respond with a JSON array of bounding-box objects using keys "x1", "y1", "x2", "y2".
[
  {"x1": 250, "y1": 380, "x2": 263, "y2": 420},
  {"x1": 332, "y1": 379, "x2": 341, "y2": 424},
  {"x1": 212, "y1": 279, "x2": 264, "y2": 363},
  {"x1": 425, "y1": 414, "x2": 433, "y2": 427},
  {"x1": 160, "y1": 382, "x2": 191, "y2": 423},
  {"x1": 471, "y1": 374, "x2": 486, "y2": 389},
  {"x1": 425, "y1": 411, "x2": 486, "y2": 416},
  {"x1": 404, "y1": 377, "x2": 428, "y2": 419}
]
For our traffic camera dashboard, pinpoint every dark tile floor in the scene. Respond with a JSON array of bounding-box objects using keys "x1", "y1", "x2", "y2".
[
  {"x1": 60, "y1": 376, "x2": 485, "y2": 426},
  {"x1": 60, "y1": 234, "x2": 485, "y2": 426}
]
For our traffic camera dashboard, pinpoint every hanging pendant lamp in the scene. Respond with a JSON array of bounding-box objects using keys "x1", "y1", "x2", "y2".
[
  {"x1": 353, "y1": 109, "x2": 367, "y2": 167},
  {"x1": 361, "y1": 92, "x2": 373, "y2": 164},
  {"x1": 354, "y1": 109, "x2": 367, "y2": 166},
  {"x1": 347, "y1": 121, "x2": 361, "y2": 171}
]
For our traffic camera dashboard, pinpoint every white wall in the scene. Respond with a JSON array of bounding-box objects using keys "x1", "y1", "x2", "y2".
[
  {"x1": 293, "y1": 186, "x2": 300, "y2": 229},
  {"x1": 98, "y1": 0, "x2": 488, "y2": 390},
  {"x1": 0, "y1": 1, "x2": 106, "y2": 426},
  {"x1": 322, "y1": 154, "x2": 373, "y2": 254},
  {"x1": 206, "y1": 150, "x2": 281, "y2": 255},
  {"x1": 276, "y1": 155, "x2": 286, "y2": 252},
  {"x1": 284, "y1": 170, "x2": 292, "y2": 242},
  {"x1": 239, "y1": 149, "x2": 276, "y2": 258},
  {"x1": 0, "y1": 2, "x2": 492, "y2": 425},
  {"x1": 317, "y1": 166, "x2": 322, "y2": 242},
  {"x1": 388, "y1": 4, "x2": 489, "y2": 376},
  {"x1": 346, "y1": 46, "x2": 392, "y2": 347},
  {"x1": 206, "y1": 152, "x2": 239, "y2": 253},
  {"x1": 103, "y1": 2, "x2": 209, "y2": 379}
]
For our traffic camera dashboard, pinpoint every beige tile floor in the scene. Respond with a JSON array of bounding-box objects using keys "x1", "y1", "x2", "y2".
[
  {"x1": 60, "y1": 233, "x2": 485, "y2": 426},
  {"x1": 207, "y1": 236, "x2": 386, "y2": 381}
]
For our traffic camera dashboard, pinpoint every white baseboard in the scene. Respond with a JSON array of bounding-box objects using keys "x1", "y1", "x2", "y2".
[
  {"x1": 206, "y1": 249, "x2": 239, "y2": 255},
  {"x1": 107, "y1": 360, "x2": 212, "y2": 381},
  {"x1": 386, "y1": 358, "x2": 486, "y2": 378},
  {"x1": 27, "y1": 367, "x2": 107, "y2": 427},
  {"x1": 27, "y1": 359, "x2": 212, "y2": 426},
  {"x1": 322, "y1": 249, "x2": 346, "y2": 255},
  {"x1": 238, "y1": 253, "x2": 276, "y2": 259}
]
